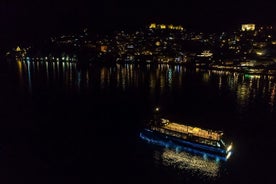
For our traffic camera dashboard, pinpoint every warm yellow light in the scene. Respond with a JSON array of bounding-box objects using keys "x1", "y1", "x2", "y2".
[
  {"x1": 241, "y1": 24, "x2": 255, "y2": 31},
  {"x1": 168, "y1": 24, "x2": 174, "y2": 29},
  {"x1": 176, "y1": 26, "x2": 184, "y2": 30},
  {"x1": 100, "y1": 45, "x2": 108, "y2": 52},
  {"x1": 160, "y1": 24, "x2": 166, "y2": 29},
  {"x1": 149, "y1": 23, "x2": 156, "y2": 29},
  {"x1": 256, "y1": 51, "x2": 264, "y2": 56},
  {"x1": 155, "y1": 41, "x2": 161, "y2": 46},
  {"x1": 161, "y1": 149, "x2": 220, "y2": 177},
  {"x1": 227, "y1": 144, "x2": 232, "y2": 152},
  {"x1": 16, "y1": 46, "x2": 21, "y2": 52},
  {"x1": 197, "y1": 50, "x2": 213, "y2": 57},
  {"x1": 226, "y1": 152, "x2": 232, "y2": 160}
]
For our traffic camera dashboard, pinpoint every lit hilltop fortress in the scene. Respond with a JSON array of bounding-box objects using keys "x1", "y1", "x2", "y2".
[{"x1": 148, "y1": 23, "x2": 184, "y2": 31}]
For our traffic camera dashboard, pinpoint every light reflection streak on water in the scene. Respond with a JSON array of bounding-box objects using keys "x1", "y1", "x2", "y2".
[
  {"x1": 231, "y1": 72, "x2": 239, "y2": 91},
  {"x1": 133, "y1": 66, "x2": 139, "y2": 88},
  {"x1": 77, "y1": 71, "x2": 81, "y2": 90},
  {"x1": 13, "y1": 60, "x2": 276, "y2": 112},
  {"x1": 52, "y1": 62, "x2": 57, "y2": 81},
  {"x1": 62, "y1": 62, "x2": 64, "y2": 77},
  {"x1": 121, "y1": 66, "x2": 126, "y2": 90},
  {"x1": 72, "y1": 63, "x2": 77, "y2": 89},
  {"x1": 45, "y1": 61, "x2": 49, "y2": 81},
  {"x1": 27, "y1": 60, "x2": 32, "y2": 93},
  {"x1": 57, "y1": 61, "x2": 60, "y2": 81},
  {"x1": 36, "y1": 61, "x2": 40, "y2": 73},
  {"x1": 211, "y1": 71, "x2": 276, "y2": 112},
  {"x1": 67, "y1": 62, "x2": 70, "y2": 77},
  {"x1": 176, "y1": 66, "x2": 183, "y2": 88},
  {"x1": 149, "y1": 71, "x2": 156, "y2": 91},
  {"x1": 159, "y1": 65, "x2": 166, "y2": 93},
  {"x1": 100, "y1": 67, "x2": 106, "y2": 89},
  {"x1": 202, "y1": 71, "x2": 210, "y2": 84},
  {"x1": 269, "y1": 83, "x2": 276, "y2": 111},
  {"x1": 167, "y1": 67, "x2": 173, "y2": 89},
  {"x1": 154, "y1": 148, "x2": 221, "y2": 178},
  {"x1": 68, "y1": 62, "x2": 72, "y2": 89},
  {"x1": 17, "y1": 60, "x2": 24, "y2": 87},
  {"x1": 126, "y1": 66, "x2": 131, "y2": 88},
  {"x1": 32, "y1": 60, "x2": 36, "y2": 76},
  {"x1": 66, "y1": 62, "x2": 69, "y2": 88},
  {"x1": 116, "y1": 65, "x2": 120, "y2": 88},
  {"x1": 236, "y1": 82, "x2": 251, "y2": 112},
  {"x1": 100, "y1": 67, "x2": 111, "y2": 89},
  {"x1": 86, "y1": 69, "x2": 89, "y2": 88},
  {"x1": 248, "y1": 76, "x2": 255, "y2": 99},
  {"x1": 62, "y1": 62, "x2": 65, "y2": 84},
  {"x1": 218, "y1": 75, "x2": 222, "y2": 89}
]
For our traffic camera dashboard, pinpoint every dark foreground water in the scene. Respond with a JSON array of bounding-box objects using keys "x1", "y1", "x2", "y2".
[{"x1": 0, "y1": 60, "x2": 276, "y2": 183}]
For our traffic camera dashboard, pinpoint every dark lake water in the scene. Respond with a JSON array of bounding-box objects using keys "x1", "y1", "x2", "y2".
[{"x1": 0, "y1": 60, "x2": 276, "y2": 183}]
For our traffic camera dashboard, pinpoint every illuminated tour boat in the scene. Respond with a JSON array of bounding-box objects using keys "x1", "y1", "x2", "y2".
[{"x1": 140, "y1": 107, "x2": 233, "y2": 161}]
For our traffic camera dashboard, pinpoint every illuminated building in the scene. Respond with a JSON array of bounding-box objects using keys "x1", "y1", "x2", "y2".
[
  {"x1": 241, "y1": 24, "x2": 255, "y2": 31},
  {"x1": 100, "y1": 45, "x2": 108, "y2": 52},
  {"x1": 149, "y1": 23, "x2": 156, "y2": 29},
  {"x1": 148, "y1": 23, "x2": 184, "y2": 31}
]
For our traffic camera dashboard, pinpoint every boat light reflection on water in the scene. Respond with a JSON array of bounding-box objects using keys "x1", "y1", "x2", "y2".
[{"x1": 154, "y1": 148, "x2": 222, "y2": 178}]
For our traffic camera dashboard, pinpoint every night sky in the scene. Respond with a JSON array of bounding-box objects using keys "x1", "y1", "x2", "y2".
[{"x1": 1, "y1": 0, "x2": 276, "y2": 47}]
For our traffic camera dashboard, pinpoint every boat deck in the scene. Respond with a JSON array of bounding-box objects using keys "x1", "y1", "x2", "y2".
[{"x1": 163, "y1": 122, "x2": 222, "y2": 141}]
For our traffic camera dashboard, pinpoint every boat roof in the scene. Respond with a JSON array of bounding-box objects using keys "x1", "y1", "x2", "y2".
[{"x1": 162, "y1": 121, "x2": 223, "y2": 141}]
